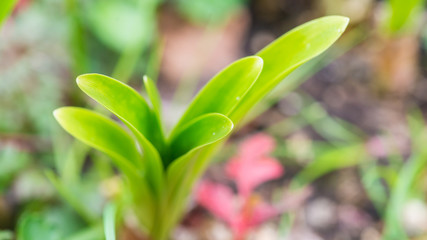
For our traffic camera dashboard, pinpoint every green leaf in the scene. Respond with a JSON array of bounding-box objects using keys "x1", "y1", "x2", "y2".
[
  {"x1": 53, "y1": 107, "x2": 141, "y2": 178},
  {"x1": 0, "y1": 0, "x2": 17, "y2": 27},
  {"x1": 172, "y1": 56, "x2": 262, "y2": 136},
  {"x1": 165, "y1": 114, "x2": 234, "y2": 231},
  {"x1": 164, "y1": 142, "x2": 223, "y2": 239},
  {"x1": 169, "y1": 113, "x2": 234, "y2": 162},
  {"x1": 77, "y1": 74, "x2": 165, "y2": 152},
  {"x1": 166, "y1": 117, "x2": 232, "y2": 207},
  {"x1": 76, "y1": 74, "x2": 165, "y2": 195},
  {"x1": 103, "y1": 202, "x2": 117, "y2": 240},
  {"x1": 54, "y1": 108, "x2": 158, "y2": 220},
  {"x1": 143, "y1": 75, "x2": 162, "y2": 119},
  {"x1": 230, "y1": 16, "x2": 349, "y2": 123}
]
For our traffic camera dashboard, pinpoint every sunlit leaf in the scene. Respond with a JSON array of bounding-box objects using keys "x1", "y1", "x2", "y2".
[
  {"x1": 172, "y1": 56, "x2": 262, "y2": 136},
  {"x1": 77, "y1": 74, "x2": 165, "y2": 194},
  {"x1": 164, "y1": 145, "x2": 219, "y2": 236},
  {"x1": 77, "y1": 74, "x2": 164, "y2": 151},
  {"x1": 165, "y1": 114, "x2": 235, "y2": 230},
  {"x1": 230, "y1": 16, "x2": 349, "y2": 123},
  {"x1": 54, "y1": 107, "x2": 158, "y2": 220},
  {"x1": 53, "y1": 107, "x2": 141, "y2": 178},
  {"x1": 169, "y1": 113, "x2": 233, "y2": 162}
]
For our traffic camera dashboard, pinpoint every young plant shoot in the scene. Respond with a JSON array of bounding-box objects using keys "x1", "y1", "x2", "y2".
[{"x1": 53, "y1": 16, "x2": 349, "y2": 240}]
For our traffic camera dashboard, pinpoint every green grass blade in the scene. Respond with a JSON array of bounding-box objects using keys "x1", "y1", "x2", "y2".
[
  {"x1": 230, "y1": 16, "x2": 349, "y2": 123},
  {"x1": 382, "y1": 111, "x2": 427, "y2": 239},
  {"x1": 382, "y1": 154, "x2": 427, "y2": 239},
  {"x1": 77, "y1": 74, "x2": 165, "y2": 153},
  {"x1": 103, "y1": 202, "x2": 117, "y2": 240},
  {"x1": 53, "y1": 107, "x2": 141, "y2": 178},
  {"x1": 171, "y1": 56, "x2": 262, "y2": 136},
  {"x1": 168, "y1": 113, "x2": 233, "y2": 162}
]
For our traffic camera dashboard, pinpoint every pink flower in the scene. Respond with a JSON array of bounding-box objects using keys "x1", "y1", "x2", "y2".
[
  {"x1": 226, "y1": 133, "x2": 283, "y2": 197},
  {"x1": 196, "y1": 181, "x2": 237, "y2": 225},
  {"x1": 197, "y1": 181, "x2": 280, "y2": 240},
  {"x1": 196, "y1": 133, "x2": 286, "y2": 240}
]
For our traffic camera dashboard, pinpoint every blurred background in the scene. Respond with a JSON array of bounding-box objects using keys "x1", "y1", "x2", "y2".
[{"x1": 1, "y1": 0, "x2": 427, "y2": 239}]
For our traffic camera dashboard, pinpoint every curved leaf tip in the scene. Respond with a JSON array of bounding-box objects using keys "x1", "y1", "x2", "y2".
[
  {"x1": 76, "y1": 73, "x2": 100, "y2": 86},
  {"x1": 230, "y1": 15, "x2": 349, "y2": 123},
  {"x1": 169, "y1": 113, "x2": 234, "y2": 162},
  {"x1": 329, "y1": 16, "x2": 350, "y2": 38},
  {"x1": 53, "y1": 107, "x2": 141, "y2": 173},
  {"x1": 171, "y1": 56, "x2": 263, "y2": 137},
  {"x1": 325, "y1": 15, "x2": 350, "y2": 29},
  {"x1": 53, "y1": 108, "x2": 66, "y2": 122}
]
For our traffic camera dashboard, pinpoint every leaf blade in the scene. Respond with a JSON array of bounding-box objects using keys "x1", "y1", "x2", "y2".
[
  {"x1": 172, "y1": 56, "x2": 262, "y2": 137},
  {"x1": 169, "y1": 113, "x2": 234, "y2": 162},
  {"x1": 76, "y1": 73, "x2": 165, "y2": 153},
  {"x1": 53, "y1": 107, "x2": 140, "y2": 177},
  {"x1": 230, "y1": 16, "x2": 349, "y2": 123}
]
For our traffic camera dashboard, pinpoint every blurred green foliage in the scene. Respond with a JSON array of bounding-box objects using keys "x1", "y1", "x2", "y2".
[
  {"x1": 383, "y1": 0, "x2": 425, "y2": 35},
  {"x1": 175, "y1": 0, "x2": 246, "y2": 24},
  {"x1": 0, "y1": 146, "x2": 29, "y2": 192}
]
